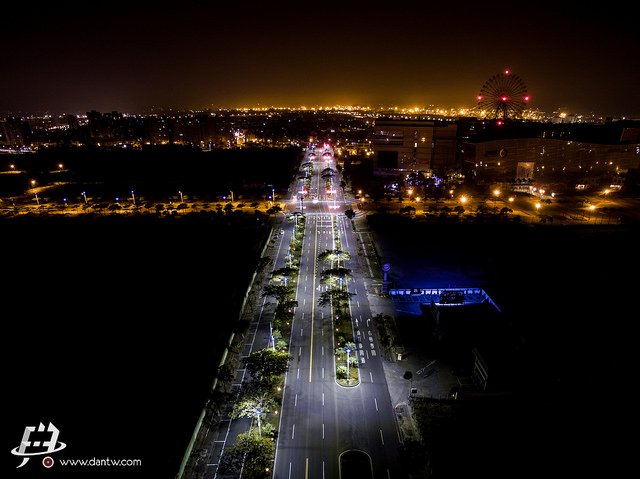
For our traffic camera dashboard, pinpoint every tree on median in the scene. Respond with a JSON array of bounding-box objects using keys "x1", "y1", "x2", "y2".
[
  {"x1": 243, "y1": 348, "x2": 291, "y2": 386},
  {"x1": 217, "y1": 431, "x2": 273, "y2": 478},
  {"x1": 320, "y1": 267, "x2": 352, "y2": 289},
  {"x1": 262, "y1": 284, "x2": 294, "y2": 302},
  {"x1": 318, "y1": 289, "x2": 355, "y2": 308}
]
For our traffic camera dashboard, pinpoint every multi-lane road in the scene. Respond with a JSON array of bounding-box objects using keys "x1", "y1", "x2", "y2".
[{"x1": 273, "y1": 146, "x2": 401, "y2": 478}]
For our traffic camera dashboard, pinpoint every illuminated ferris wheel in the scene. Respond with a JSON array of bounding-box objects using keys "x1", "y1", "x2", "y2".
[{"x1": 477, "y1": 69, "x2": 529, "y2": 120}]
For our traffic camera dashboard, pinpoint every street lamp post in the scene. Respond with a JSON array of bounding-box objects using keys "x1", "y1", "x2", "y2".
[
  {"x1": 269, "y1": 322, "x2": 275, "y2": 351},
  {"x1": 131, "y1": 190, "x2": 136, "y2": 206},
  {"x1": 229, "y1": 191, "x2": 234, "y2": 203},
  {"x1": 345, "y1": 346, "x2": 352, "y2": 384},
  {"x1": 254, "y1": 408, "x2": 263, "y2": 437},
  {"x1": 34, "y1": 193, "x2": 40, "y2": 206},
  {"x1": 178, "y1": 190, "x2": 184, "y2": 203},
  {"x1": 81, "y1": 191, "x2": 88, "y2": 204}
]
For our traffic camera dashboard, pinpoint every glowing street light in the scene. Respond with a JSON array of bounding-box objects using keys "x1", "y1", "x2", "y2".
[
  {"x1": 508, "y1": 196, "x2": 515, "y2": 203},
  {"x1": 131, "y1": 190, "x2": 136, "y2": 206},
  {"x1": 178, "y1": 190, "x2": 184, "y2": 203},
  {"x1": 459, "y1": 195, "x2": 468, "y2": 205},
  {"x1": 81, "y1": 191, "x2": 88, "y2": 204},
  {"x1": 30, "y1": 179, "x2": 36, "y2": 188},
  {"x1": 535, "y1": 202, "x2": 541, "y2": 212},
  {"x1": 269, "y1": 322, "x2": 275, "y2": 351},
  {"x1": 253, "y1": 407, "x2": 263, "y2": 437}
]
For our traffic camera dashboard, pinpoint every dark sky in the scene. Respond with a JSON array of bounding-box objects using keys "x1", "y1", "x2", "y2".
[{"x1": 2, "y1": 1, "x2": 638, "y2": 116}]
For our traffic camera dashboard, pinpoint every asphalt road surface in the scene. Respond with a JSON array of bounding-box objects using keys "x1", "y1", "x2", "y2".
[{"x1": 273, "y1": 147, "x2": 401, "y2": 479}]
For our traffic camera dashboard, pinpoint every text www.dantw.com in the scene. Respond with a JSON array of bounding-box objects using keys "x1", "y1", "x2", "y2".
[{"x1": 58, "y1": 457, "x2": 142, "y2": 467}]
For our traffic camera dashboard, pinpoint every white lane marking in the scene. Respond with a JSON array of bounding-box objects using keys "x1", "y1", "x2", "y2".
[
  {"x1": 302, "y1": 312, "x2": 305, "y2": 319},
  {"x1": 322, "y1": 392, "x2": 325, "y2": 406},
  {"x1": 365, "y1": 350, "x2": 369, "y2": 359},
  {"x1": 322, "y1": 346, "x2": 324, "y2": 356},
  {"x1": 288, "y1": 462, "x2": 292, "y2": 479},
  {"x1": 322, "y1": 423, "x2": 325, "y2": 439},
  {"x1": 306, "y1": 275, "x2": 308, "y2": 281},
  {"x1": 370, "y1": 372, "x2": 374, "y2": 382},
  {"x1": 387, "y1": 468, "x2": 391, "y2": 479},
  {"x1": 354, "y1": 288, "x2": 358, "y2": 294},
  {"x1": 292, "y1": 424, "x2": 295, "y2": 439},
  {"x1": 321, "y1": 312, "x2": 324, "y2": 318},
  {"x1": 357, "y1": 301, "x2": 360, "y2": 307},
  {"x1": 323, "y1": 461, "x2": 325, "y2": 479},
  {"x1": 297, "y1": 368, "x2": 300, "y2": 379},
  {"x1": 322, "y1": 367, "x2": 324, "y2": 379},
  {"x1": 299, "y1": 346, "x2": 302, "y2": 357},
  {"x1": 371, "y1": 350, "x2": 377, "y2": 356},
  {"x1": 303, "y1": 298, "x2": 306, "y2": 306},
  {"x1": 305, "y1": 286, "x2": 307, "y2": 292},
  {"x1": 294, "y1": 393, "x2": 297, "y2": 407},
  {"x1": 301, "y1": 328, "x2": 304, "y2": 337},
  {"x1": 360, "y1": 357, "x2": 366, "y2": 364},
  {"x1": 380, "y1": 429, "x2": 385, "y2": 445},
  {"x1": 374, "y1": 397, "x2": 379, "y2": 411}
]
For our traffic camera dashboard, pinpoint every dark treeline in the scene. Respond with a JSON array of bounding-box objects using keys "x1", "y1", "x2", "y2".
[{"x1": 1, "y1": 145, "x2": 302, "y2": 199}]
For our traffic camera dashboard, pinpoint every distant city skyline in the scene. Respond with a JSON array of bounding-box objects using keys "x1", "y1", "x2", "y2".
[{"x1": 2, "y1": 1, "x2": 638, "y2": 117}]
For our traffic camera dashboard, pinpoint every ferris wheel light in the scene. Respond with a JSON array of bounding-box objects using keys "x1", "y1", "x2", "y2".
[
  {"x1": 501, "y1": 96, "x2": 508, "y2": 101},
  {"x1": 477, "y1": 95, "x2": 483, "y2": 101},
  {"x1": 505, "y1": 69, "x2": 510, "y2": 74},
  {"x1": 524, "y1": 96, "x2": 530, "y2": 101}
]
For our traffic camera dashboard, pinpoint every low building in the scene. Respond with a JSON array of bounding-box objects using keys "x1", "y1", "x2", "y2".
[{"x1": 372, "y1": 118, "x2": 457, "y2": 175}]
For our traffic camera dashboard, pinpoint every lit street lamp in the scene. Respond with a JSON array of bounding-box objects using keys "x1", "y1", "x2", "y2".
[
  {"x1": 81, "y1": 191, "x2": 88, "y2": 204},
  {"x1": 131, "y1": 190, "x2": 136, "y2": 206},
  {"x1": 493, "y1": 188, "x2": 500, "y2": 208},
  {"x1": 229, "y1": 191, "x2": 234, "y2": 202},
  {"x1": 253, "y1": 408, "x2": 263, "y2": 437},
  {"x1": 269, "y1": 322, "x2": 275, "y2": 351},
  {"x1": 345, "y1": 346, "x2": 352, "y2": 384},
  {"x1": 178, "y1": 190, "x2": 184, "y2": 203},
  {"x1": 34, "y1": 193, "x2": 40, "y2": 206}
]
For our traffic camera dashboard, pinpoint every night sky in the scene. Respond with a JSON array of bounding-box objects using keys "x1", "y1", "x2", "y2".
[{"x1": 2, "y1": 1, "x2": 638, "y2": 116}]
